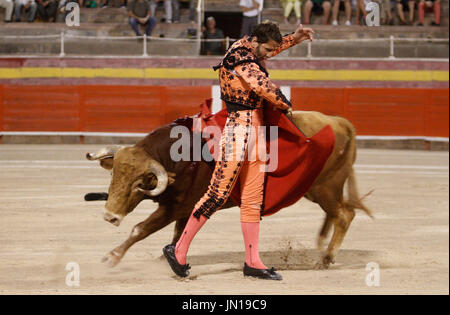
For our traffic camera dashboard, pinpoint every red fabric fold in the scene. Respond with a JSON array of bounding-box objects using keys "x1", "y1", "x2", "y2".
[{"x1": 194, "y1": 99, "x2": 335, "y2": 217}]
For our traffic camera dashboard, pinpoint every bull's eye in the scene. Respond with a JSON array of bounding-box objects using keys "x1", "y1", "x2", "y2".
[{"x1": 137, "y1": 183, "x2": 143, "y2": 188}]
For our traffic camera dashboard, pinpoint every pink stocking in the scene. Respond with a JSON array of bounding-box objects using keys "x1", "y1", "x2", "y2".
[
  {"x1": 241, "y1": 222, "x2": 267, "y2": 269},
  {"x1": 175, "y1": 212, "x2": 208, "y2": 265}
]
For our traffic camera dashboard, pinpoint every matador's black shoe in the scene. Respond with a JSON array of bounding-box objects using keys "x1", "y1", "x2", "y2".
[
  {"x1": 243, "y1": 263, "x2": 283, "y2": 280},
  {"x1": 163, "y1": 244, "x2": 191, "y2": 278}
]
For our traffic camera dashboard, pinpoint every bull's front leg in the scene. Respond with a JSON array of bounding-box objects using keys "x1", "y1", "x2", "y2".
[{"x1": 102, "y1": 205, "x2": 174, "y2": 267}]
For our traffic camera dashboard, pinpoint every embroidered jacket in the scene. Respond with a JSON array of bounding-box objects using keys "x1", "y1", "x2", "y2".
[{"x1": 214, "y1": 34, "x2": 297, "y2": 111}]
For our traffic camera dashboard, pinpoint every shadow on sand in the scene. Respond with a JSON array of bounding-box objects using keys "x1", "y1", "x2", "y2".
[{"x1": 155, "y1": 248, "x2": 382, "y2": 279}]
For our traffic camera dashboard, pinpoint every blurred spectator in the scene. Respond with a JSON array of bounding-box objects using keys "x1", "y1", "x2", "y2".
[
  {"x1": 0, "y1": 0, "x2": 14, "y2": 22},
  {"x1": 283, "y1": 0, "x2": 302, "y2": 25},
  {"x1": 418, "y1": 0, "x2": 440, "y2": 26},
  {"x1": 58, "y1": 0, "x2": 66, "y2": 17},
  {"x1": 67, "y1": 0, "x2": 84, "y2": 6},
  {"x1": 378, "y1": 0, "x2": 394, "y2": 25},
  {"x1": 396, "y1": 0, "x2": 415, "y2": 25},
  {"x1": 36, "y1": 0, "x2": 57, "y2": 21},
  {"x1": 83, "y1": 0, "x2": 98, "y2": 7},
  {"x1": 150, "y1": 0, "x2": 172, "y2": 23},
  {"x1": 173, "y1": 0, "x2": 196, "y2": 23},
  {"x1": 202, "y1": 16, "x2": 224, "y2": 55},
  {"x1": 355, "y1": 0, "x2": 368, "y2": 25},
  {"x1": 14, "y1": 0, "x2": 38, "y2": 22},
  {"x1": 304, "y1": 0, "x2": 331, "y2": 25},
  {"x1": 128, "y1": 0, "x2": 157, "y2": 36},
  {"x1": 240, "y1": 0, "x2": 262, "y2": 37},
  {"x1": 59, "y1": 0, "x2": 84, "y2": 9},
  {"x1": 100, "y1": 0, "x2": 126, "y2": 8},
  {"x1": 331, "y1": 0, "x2": 352, "y2": 25}
]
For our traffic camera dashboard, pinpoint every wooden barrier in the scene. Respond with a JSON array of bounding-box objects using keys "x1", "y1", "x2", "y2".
[
  {"x1": 291, "y1": 87, "x2": 449, "y2": 137},
  {"x1": 0, "y1": 85, "x2": 211, "y2": 134},
  {"x1": 0, "y1": 85, "x2": 448, "y2": 138},
  {"x1": 0, "y1": 85, "x2": 3, "y2": 133},
  {"x1": 2, "y1": 85, "x2": 80, "y2": 132}
]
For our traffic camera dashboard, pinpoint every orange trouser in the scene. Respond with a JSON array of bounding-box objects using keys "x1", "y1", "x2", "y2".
[{"x1": 192, "y1": 108, "x2": 267, "y2": 223}]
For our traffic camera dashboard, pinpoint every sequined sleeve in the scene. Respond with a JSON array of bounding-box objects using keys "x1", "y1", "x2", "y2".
[
  {"x1": 271, "y1": 34, "x2": 298, "y2": 58},
  {"x1": 234, "y1": 62, "x2": 291, "y2": 110}
]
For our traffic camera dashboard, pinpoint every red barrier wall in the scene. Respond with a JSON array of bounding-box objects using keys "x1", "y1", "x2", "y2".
[
  {"x1": 0, "y1": 85, "x2": 448, "y2": 137},
  {"x1": 0, "y1": 85, "x2": 3, "y2": 133},
  {"x1": 291, "y1": 87, "x2": 449, "y2": 137},
  {"x1": 0, "y1": 85, "x2": 211, "y2": 133}
]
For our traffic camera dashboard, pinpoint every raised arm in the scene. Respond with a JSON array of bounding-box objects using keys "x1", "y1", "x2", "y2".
[{"x1": 271, "y1": 24, "x2": 315, "y2": 59}]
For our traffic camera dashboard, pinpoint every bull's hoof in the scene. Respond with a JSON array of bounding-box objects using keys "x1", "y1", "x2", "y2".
[
  {"x1": 314, "y1": 262, "x2": 330, "y2": 270},
  {"x1": 101, "y1": 251, "x2": 122, "y2": 268},
  {"x1": 314, "y1": 255, "x2": 335, "y2": 270},
  {"x1": 322, "y1": 254, "x2": 335, "y2": 266}
]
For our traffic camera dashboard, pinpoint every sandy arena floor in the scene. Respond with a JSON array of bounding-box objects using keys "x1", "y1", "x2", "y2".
[{"x1": 0, "y1": 144, "x2": 448, "y2": 295}]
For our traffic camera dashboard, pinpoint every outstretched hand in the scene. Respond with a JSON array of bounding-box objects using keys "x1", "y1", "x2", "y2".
[{"x1": 293, "y1": 24, "x2": 315, "y2": 43}]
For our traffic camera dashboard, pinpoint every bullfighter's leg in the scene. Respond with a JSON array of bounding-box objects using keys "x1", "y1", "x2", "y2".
[
  {"x1": 171, "y1": 111, "x2": 252, "y2": 266},
  {"x1": 102, "y1": 205, "x2": 174, "y2": 267},
  {"x1": 171, "y1": 216, "x2": 190, "y2": 245},
  {"x1": 239, "y1": 111, "x2": 268, "y2": 270}
]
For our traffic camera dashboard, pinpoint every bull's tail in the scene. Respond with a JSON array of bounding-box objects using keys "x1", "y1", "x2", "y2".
[
  {"x1": 340, "y1": 117, "x2": 374, "y2": 219},
  {"x1": 345, "y1": 168, "x2": 374, "y2": 219}
]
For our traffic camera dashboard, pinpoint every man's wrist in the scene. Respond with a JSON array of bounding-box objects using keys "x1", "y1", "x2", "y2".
[{"x1": 293, "y1": 34, "x2": 303, "y2": 44}]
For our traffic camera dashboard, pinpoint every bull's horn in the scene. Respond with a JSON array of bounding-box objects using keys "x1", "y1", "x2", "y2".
[
  {"x1": 137, "y1": 160, "x2": 169, "y2": 197},
  {"x1": 86, "y1": 145, "x2": 125, "y2": 161}
]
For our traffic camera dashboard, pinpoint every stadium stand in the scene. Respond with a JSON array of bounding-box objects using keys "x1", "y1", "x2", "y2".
[{"x1": 0, "y1": 0, "x2": 448, "y2": 58}]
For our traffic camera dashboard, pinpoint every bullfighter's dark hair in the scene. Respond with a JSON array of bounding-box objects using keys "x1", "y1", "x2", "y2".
[{"x1": 250, "y1": 21, "x2": 282, "y2": 44}]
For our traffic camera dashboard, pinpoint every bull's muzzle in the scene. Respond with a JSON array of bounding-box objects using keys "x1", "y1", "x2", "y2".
[{"x1": 103, "y1": 211, "x2": 122, "y2": 227}]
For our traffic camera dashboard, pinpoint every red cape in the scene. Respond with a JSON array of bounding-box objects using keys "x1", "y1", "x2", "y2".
[{"x1": 194, "y1": 99, "x2": 335, "y2": 217}]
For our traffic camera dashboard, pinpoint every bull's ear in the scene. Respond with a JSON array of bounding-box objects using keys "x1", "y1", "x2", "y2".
[
  {"x1": 99, "y1": 158, "x2": 114, "y2": 171},
  {"x1": 168, "y1": 172, "x2": 176, "y2": 185},
  {"x1": 148, "y1": 172, "x2": 175, "y2": 185}
]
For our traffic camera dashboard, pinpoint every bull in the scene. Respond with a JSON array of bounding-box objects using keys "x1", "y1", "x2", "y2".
[{"x1": 86, "y1": 110, "x2": 373, "y2": 270}]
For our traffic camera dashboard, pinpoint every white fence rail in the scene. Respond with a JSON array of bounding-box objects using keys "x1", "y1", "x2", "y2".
[{"x1": 0, "y1": 32, "x2": 448, "y2": 59}]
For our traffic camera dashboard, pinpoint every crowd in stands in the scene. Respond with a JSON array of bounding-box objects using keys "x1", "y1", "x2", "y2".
[
  {"x1": 0, "y1": 0, "x2": 442, "y2": 25},
  {"x1": 0, "y1": 0, "x2": 444, "y2": 58},
  {"x1": 280, "y1": 0, "x2": 441, "y2": 26},
  {"x1": 0, "y1": 0, "x2": 198, "y2": 23},
  {"x1": 0, "y1": 0, "x2": 443, "y2": 50}
]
